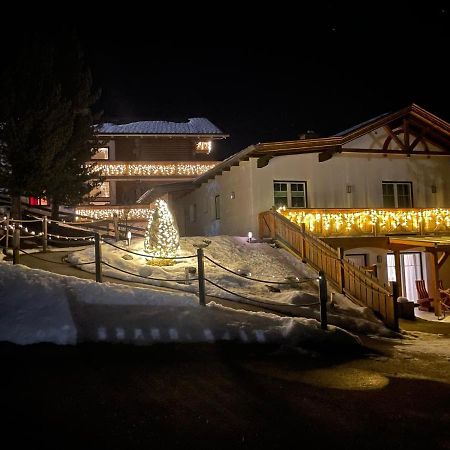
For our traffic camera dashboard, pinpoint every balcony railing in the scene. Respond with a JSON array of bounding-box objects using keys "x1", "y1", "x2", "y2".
[
  {"x1": 279, "y1": 207, "x2": 450, "y2": 237},
  {"x1": 88, "y1": 161, "x2": 218, "y2": 178},
  {"x1": 75, "y1": 205, "x2": 153, "y2": 221}
]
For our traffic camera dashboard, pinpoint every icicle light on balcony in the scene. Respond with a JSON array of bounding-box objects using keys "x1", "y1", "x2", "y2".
[
  {"x1": 278, "y1": 207, "x2": 450, "y2": 236},
  {"x1": 88, "y1": 161, "x2": 217, "y2": 177},
  {"x1": 75, "y1": 207, "x2": 153, "y2": 221}
]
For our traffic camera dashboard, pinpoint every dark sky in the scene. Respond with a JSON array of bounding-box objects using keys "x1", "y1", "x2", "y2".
[{"x1": 18, "y1": 3, "x2": 450, "y2": 159}]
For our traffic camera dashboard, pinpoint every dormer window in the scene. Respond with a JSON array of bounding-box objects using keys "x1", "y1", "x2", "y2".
[
  {"x1": 196, "y1": 141, "x2": 212, "y2": 154},
  {"x1": 92, "y1": 147, "x2": 109, "y2": 160}
]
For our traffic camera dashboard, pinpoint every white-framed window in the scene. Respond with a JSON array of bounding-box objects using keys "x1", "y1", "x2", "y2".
[
  {"x1": 382, "y1": 182, "x2": 412, "y2": 208},
  {"x1": 345, "y1": 254, "x2": 367, "y2": 267},
  {"x1": 91, "y1": 147, "x2": 109, "y2": 160},
  {"x1": 91, "y1": 181, "x2": 110, "y2": 199},
  {"x1": 274, "y1": 181, "x2": 307, "y2": 208}
]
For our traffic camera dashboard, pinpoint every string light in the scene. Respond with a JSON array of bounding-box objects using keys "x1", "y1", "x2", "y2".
[
  {"x1": 88, "y1": 161, "x2": 217, "y2": 177},
  {"x1": 144, "y1": 199, "x2": 179, "y2": 260},
  {"x1": 75, "y1": 207, "x2": 153, "y2": 221},
  {"x1": 279, "y1": 208, "x2": 450, "y2": 236}
]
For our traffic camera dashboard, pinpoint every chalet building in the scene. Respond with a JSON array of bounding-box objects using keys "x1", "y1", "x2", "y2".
[
  {"x1": 176, "y1": 105, "x2": 450, "y2": 316},
  {"x1": 75, "y1": 117, "x2": 227, "y2": 225}
]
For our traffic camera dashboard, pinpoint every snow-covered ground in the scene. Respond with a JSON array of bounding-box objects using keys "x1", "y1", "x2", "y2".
[
  {"x1": 65, "y1": 236, "x2": 392, "y2": 336},
  {"x1": 68, "y1": 236, "x2": 320, "y2": 304},
  {"x1": 0, "y1": 262, "x2": 360, "y2": 349},
  {"x1": 1, "y1": 236, "x2": 448, "y2": 356}
]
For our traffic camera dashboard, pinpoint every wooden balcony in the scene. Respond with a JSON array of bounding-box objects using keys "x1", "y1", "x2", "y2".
[
  {"x1": 88, "y1": 161, "x2": 218, "y2": 178},
  {"x1": 279, "y1": 207, "x2": 450, "y2": 237}
]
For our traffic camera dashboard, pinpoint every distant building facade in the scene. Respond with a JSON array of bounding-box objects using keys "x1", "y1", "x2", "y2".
[{"x1": 75, "y1": 117, "x2": 227, "y2": 229}]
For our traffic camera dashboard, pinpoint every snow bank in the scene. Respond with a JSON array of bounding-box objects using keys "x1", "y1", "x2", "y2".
[{"x1": 0, "y1": 262, "x2": 361, "y2": 350}]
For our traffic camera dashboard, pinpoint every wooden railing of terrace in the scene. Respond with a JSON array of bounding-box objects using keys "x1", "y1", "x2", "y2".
[{"x1": 259, "y1": 210, "x2": 398, "y2": 330}]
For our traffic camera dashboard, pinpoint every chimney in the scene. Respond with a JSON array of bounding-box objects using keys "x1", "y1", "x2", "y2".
[{"x1": 299, "y1": 129, "x2": 319, "y2": 140}]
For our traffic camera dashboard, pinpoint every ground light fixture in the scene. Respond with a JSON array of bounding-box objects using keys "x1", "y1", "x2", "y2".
[
  {"x1": 247, "y1": 231, "x2": 253, "y2": 243},
  {"x1": 127, "y1": 231, "x2": 132, "y2": 246}
]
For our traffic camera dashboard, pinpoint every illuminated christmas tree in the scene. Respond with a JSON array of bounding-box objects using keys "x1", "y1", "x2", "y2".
[{"x1": 144, "y1": 199, "x2": 179, "y2": 262}]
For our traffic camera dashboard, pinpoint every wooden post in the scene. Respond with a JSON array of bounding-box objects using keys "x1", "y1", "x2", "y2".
[
  {"x1": 94, "y1": 233, "x2": 103, "y2": 283},
  {"x1": 5, "y1": 218, "x2": 9, "y2": 249},
  {"x1": 391, "y1": 281, "x2": 400, "y2": 331},
  {"x1": 197, "y1": 247, "x2": 206, "y2": 306},
  {"x1": 113, "y1": 213, "x2": 119, "y2": 241},
  {"x1": 393, "y1": 250, "x2": 403, "y2": 297},
  {"x1": 270, "y1": 213, "x2": 276, "y2": 239},
  {"x1": 300, "y1": 223, "x2": 307, "y2": 262},
  {"x1": 13, "y1": 227, "x2": 20, "y2": 265},
  {"x1": 319, "y1": 270, "x2": 328, "y2": 330},
  {"x1": 338, "y1": 247, "x2": 345, "y2": 293},
  {"x1": 42, "y1": 216, "x2": 48, "y2": 253},
  {"x1": 425, "y1": 251, "x2": 441, "y2": 317}
]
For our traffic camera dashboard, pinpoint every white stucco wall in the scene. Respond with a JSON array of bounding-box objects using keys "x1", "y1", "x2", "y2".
[
  {"x1": 181, "y1": 160, "x2": 255, "y2": 237},
  {"x1": 178, "y1": 140, "x2": 450, "y2": 237}
]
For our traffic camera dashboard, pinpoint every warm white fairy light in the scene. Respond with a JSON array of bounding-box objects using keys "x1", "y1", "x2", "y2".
[
  {"x1": 144, "y1": 199, "x2": 179, "y2": 259},
  {"x1": 88, "y1": 161, "x2": 217, "y2": 177},
  {"x1": 75, "y1": 207, "x2": 153, "y2": 221},
  {"x1": 279, "y1": 208, "x2": 450, "y2": 236}
]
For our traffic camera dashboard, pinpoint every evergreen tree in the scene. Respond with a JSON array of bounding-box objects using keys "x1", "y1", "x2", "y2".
[
  {"x1": 0, "y1": 33, "x2": 73, "y2": 218},
  {"x1": 0, "y1": 31, "x2": 103, "y2": 219},
  {"x1": 43, "y1": 34, "x2": 103, "y2": 219},
  {"x1": 144, "y1": 199, "x2": 180, "y2": 260}
]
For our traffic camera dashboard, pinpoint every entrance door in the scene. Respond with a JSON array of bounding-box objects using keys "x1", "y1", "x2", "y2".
[{"x1": 387, "y1": 252, "x2": 423, "y2": 300}]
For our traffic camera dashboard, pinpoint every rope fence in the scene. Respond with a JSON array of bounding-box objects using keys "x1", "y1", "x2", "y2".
[
  {"x1": 205, "y1": 277, "x2": 320, "y2": 308},
  {"x1": 5, "y1": 214, "x2": 329, "y2": 327},
  {"x1": 203, "y1": 254, "x2": 317, "y2": 285},
  {"x1": 102, "y1": 239, "x2": 197, "y2": 260},
  {"x1": 18, "y1": 248, "x2": 95, "y2": 267},
  {"x1": 102, "y1": 260, "x2": 197, "y2": 283}
]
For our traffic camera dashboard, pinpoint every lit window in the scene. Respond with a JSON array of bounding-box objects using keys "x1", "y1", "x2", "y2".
[
  {"x1": 28, "y1": 197, "x2": 48, "y2": 206},
  {"x1": 274, "y1": 181, "x2": 307, "y2": 208},
  {"x1": 92, "y1": 147, "x2": 109, "y2": 160},
  {"x1": 91, "y1": 181, "x2": 110, "y2": 199},
  {"x1": 382, "y1": 182, "x2": 412, "y2": 208},
  {"x1": 196, "y1": 141, "x2": 212, "y2": 154}
]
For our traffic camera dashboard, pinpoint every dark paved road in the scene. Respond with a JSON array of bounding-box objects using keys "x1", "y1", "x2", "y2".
[{"x1": 0, "y1": 341, "x2": 449, "y2": 450}]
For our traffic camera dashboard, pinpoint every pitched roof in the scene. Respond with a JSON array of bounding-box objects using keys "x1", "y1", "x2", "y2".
[
  {"x1": 252, "y1": 104, "x2": 450, "y2": 156},
  {"x1": 195, "y1": 104, "x2": 450, "y2": 184},
  {"x1": 96, "y1": 118, "x2": 227, "y2": 136}
]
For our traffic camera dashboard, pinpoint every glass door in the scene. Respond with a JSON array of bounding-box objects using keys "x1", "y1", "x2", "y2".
[{"x1": 387, "y1": 252, "x2": 423, "y2": 300}]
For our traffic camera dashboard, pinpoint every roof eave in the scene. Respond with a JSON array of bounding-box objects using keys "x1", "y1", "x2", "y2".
[{"x1": 96, "y1": 133, "x2": 229, "y2": 139}]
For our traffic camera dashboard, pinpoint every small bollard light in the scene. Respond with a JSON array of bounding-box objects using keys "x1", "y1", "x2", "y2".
[
  {"x1": 127, "y1": 230, "x2": 132, "y2": 246},
  {"x1": 247, "y1": 231, "x2": 253, "y2": 243}
]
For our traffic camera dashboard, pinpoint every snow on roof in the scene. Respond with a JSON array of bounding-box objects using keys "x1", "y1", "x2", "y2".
[{"x1": 96, "y1": 118, "x2": 226, "y2": 135}]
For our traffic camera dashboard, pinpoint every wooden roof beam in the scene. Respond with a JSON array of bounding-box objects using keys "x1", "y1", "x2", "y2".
[{"x1": 383, "y1": 125, "x2": 407, "y2": 151}]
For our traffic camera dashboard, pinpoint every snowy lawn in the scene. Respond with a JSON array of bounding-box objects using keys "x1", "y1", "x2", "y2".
[
  {"x1": 68, "y1": 236, "x2": 320, "y2": 304},
  {"x1": 0, "y1": 262, "x2": 361, "y2": 350},
  {"x1": 66, "y1": 236, "x2": 393, "y2": 336}
]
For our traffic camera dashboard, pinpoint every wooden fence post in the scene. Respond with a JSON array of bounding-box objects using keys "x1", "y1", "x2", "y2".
[
  {"x1": 5, "y1": 218, "x2": 9, "y2": 249},
  {"x1": 391, "y1": 281, "x2": 400, "y2": 331},
  {"x1": 338, "y1": 247, "x2": 345, "y2": 293},
  {"x1": 319, "y1": 270, "x2": 328, "y2": 330},
  {"x1": 197, "y1": 247, "x2": 206, "y2": 306},
  {"x1": 94, "y1": 233, "x2": 103, "y2": 283},
  {"x1": 300, "y1": 223, "x2": 307, "y2": 262},
  {"x1": 113, "y1": 213, "x2": 119, "y2": 241},
  {"x1": 42, "y1": 216, "x2": 48, "y2": 253},
  {"x1": 13, "y1": 227, "x2": 20, "y2": 265}
]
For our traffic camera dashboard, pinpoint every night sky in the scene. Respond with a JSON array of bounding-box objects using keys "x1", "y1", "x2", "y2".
[{"x1": 9, "y1": 3, "x2": 450, "y2": 159}]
